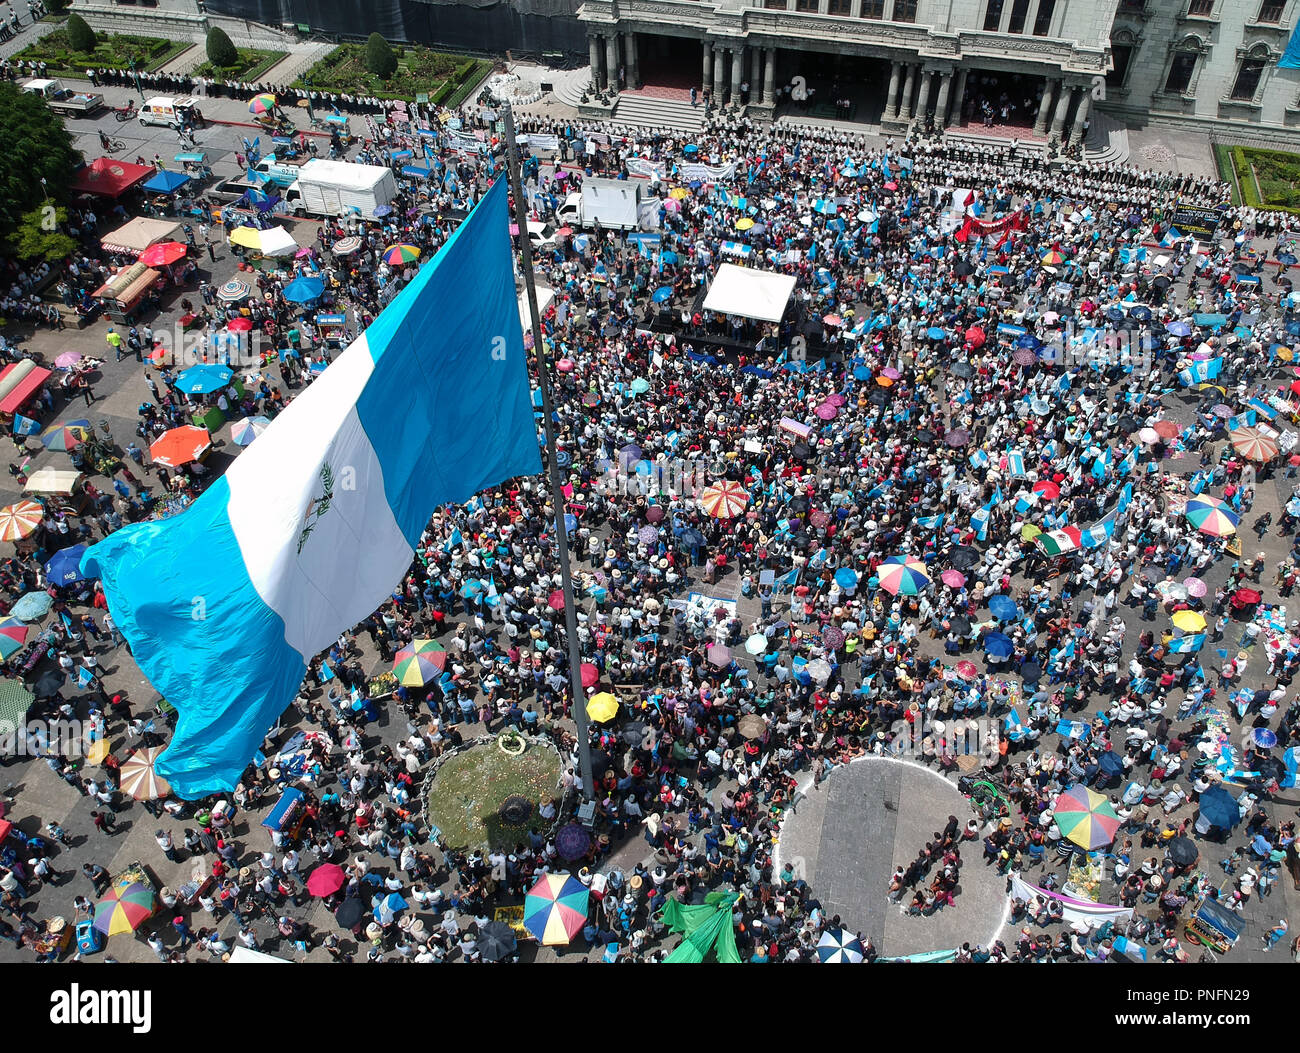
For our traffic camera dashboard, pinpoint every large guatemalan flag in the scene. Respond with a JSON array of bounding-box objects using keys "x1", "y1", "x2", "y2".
[{"x1": 82, "y1": 177, "x2": 541, "y2": 797}]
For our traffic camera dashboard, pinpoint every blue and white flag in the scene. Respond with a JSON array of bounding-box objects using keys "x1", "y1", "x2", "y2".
[
  {"x1": 1091, "y1": 447, "x2": 1112, "y2": 480},
  {"x1": 1226, "y1": 410, "x2": 1257, "y2": 432},
  {"x1": 81, "y1": 178, "x2": 542, "y2": 798},
  {"x1": 1177, "y1": 357, "x2": 1223, "y2": 386},
  {"x1": 1005, "y1": 450, "x2": 1026, "y2": 478},
  {"x1": 442, "y1": 527, "x2": 463, "y2": 553},
  {"x1": 969, "y1": 450, "x2": 990, "y2": 470},
  {"x1": 915, "y1": 513, "x2": 944, "y2": 531},
  {"x1": 1116, "y1": 481, "x2": 1134, "y2": 517},
  {"x1": 970, "y1": 506, "x2": 990, "y2": 541},
  {"x1": 1119, "y1": 449, "x2": 1138, "y2": 476},
  {"x1": 1168, "y1": 633, "x2": 1206, "y2": 654},
  {"x1": 1082, "y1": 513, "x2": 1116, "y2": 549}
]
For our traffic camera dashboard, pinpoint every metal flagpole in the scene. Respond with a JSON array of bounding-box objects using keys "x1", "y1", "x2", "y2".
[{"x1": 502, "y1": 105, "x2": 596, "y2": 810}]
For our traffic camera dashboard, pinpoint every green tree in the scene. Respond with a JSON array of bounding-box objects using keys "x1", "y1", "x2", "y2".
[
  {"x1": 65, "y1": 13, "x2": 96, "y2": 53},
  {"x1": 0, "y1": 83, "x2": 79, "y2": 245},
  {"x1": 14, "y1": 206, "x2": 76, "y2": 264},
  {"x1": 364, "y1": 32, "x2": 397, "y2": 79},
  {"x1": 206, "y1": 26, "x2": 238, "y2": 69},
  {"x1": 47, "y1": 0, "x2": 69, "y2": 12}
]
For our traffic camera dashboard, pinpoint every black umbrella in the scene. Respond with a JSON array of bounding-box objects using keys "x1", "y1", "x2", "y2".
[
  {"x1": 792, "y1": 442, "x2": 812, "y2": 460},
  {"x1": 868, "y1": 390, "x2": 889, "y2": 407},
  {"x1": 556, "y1": 823, "x2": 591, "y2": 861},
  {"x1": 788, "y1": 496, "x2": 810, "y2": 513},
  {"x1": 1152, "y1": 275, "x2": 1171, "y2": 289},
  {"x1": 948, "y1": 614, "x2": 972, "y2": 636},
  {"x1": 33, "y1": 670, "x2": 65, "y2": 699},
  {"x1": 334, "y1": 897, "x2": 364, "y2": 929},
  {"x1": 954, "y1": 259, "x2": 975, "y2": 277},
  {"x1": 478, "y1": 920, "x2": 518, "y2": 961},
  {"x1": 679, "y1": 527, "x2": 707, "y2": 548},
  {"x1": 1167, "y1": 836, "x2": 1198, "y2": 867},
  {"x1": 621, "y1": 722, "x2": 646, "y2": 746},
  {"x1": 1232, "y1": 262, "x2": 1255, "y2": 275},
  {"x1": 949, "y1": 546, "x2": 978, "y2": 570},
  {"x1": 1019, "y1": 660, "x2": 1043, "y2": 684},
  {"x1": 949, "y1": 362, "x2": 974, "y2": 378},
  {"x1": 915, "y1": 428, "x2": 935, "y2": 444},
  {"x1": 1117, "y1": 414, "x2": 1141, "y2": 433}
]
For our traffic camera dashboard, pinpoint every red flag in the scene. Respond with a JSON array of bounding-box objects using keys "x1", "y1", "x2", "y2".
[
  {"x1": 963, "y1": 189, "x2": 976, "y2": 207},
  {"x1": 955, "y1": 217, "x2": 973, "y2": 243}
]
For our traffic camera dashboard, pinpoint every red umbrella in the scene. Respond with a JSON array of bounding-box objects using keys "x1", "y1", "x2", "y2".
[
  {"x1": 226, "y1": 317, "x2": 254, "y2": 332},
  {"x1": 306, "y1": 863, "x2": 347, "y2": 897},
  {"x1": 1152, "y1": 419, "x2": 1180, "y2": 439},
  {"x1": 965, "y1": 326, "x2": 986, "y2": 347},
  {"x1": 548, "y1": 589, "x2": 565, "y2": 610},
  {"x1": 138, "y1": 241, "x2": 188, "y2": 267},
  {"x1": 956, "y1": 660, "x2": 978, "y2": 679},
  {"x1": 646, "y1": 505, "x2": 665, "y2": 524},
  {"x1": 149, "y1": 425, "x2": 211, "y2": 468},
  {"x1": 1033, "y1": 480, "x2": 1061, "y2": 501},
  {"x1": 580, "y1": 662, "x2": 599, "y2": 688}
]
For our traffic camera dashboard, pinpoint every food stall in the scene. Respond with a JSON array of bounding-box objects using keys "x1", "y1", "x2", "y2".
[
  {"x1": 93, "y1": 262, "x2": 163, "y2": 324},
  {"x1": 24, "y1": 469, "x2": 90, "y2": 516},
  {"x1": 262, "y1": 786, "x2": 306, "y2": 840},
  {"x1": 0, "y1": 361, "x2": 52, "y2": 423},
  {"x1": 100, "y1": 216, "x2": 184, "y2": 256},
  {"x1": 175, "y1": 151, "x2": 213, "y2": 179},
  {"x1": 315, "y1": 312, "x2": 348, "y2": 351}
]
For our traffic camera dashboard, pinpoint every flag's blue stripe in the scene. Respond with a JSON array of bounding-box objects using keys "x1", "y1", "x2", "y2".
[
  {"x1": 80, "y1": 478, "x2": 305, "y2": 798},
  {"x1": 356, "y1": 177, "x2": 542, "y2": 545}
]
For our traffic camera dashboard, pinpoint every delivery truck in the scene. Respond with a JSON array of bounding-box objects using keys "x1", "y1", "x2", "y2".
[
  {"x1": 556, "y1": 177, "x2": 643, "y2": 232},
  {"x1": 20, "y1": 78, "x2": 105, "y2": 116},
  {"x1": 282, "y1": 159, "x2": 399, "y2": 220}
]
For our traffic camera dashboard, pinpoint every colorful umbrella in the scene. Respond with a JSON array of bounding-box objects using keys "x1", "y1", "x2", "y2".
[
  {"x1": 1041, "y1": 249, "x2": 1065, "y2": 265},
  {"x1": 216, "y1": 278, "x2": 253, "y2": 302},
  {"x1": 0, "y1": 618, "x2": 28, "y2": 660},
  {"x1": 176, "y1": 363, "x2": 233, "y2": 395},
  {"x1": 332, "y1": 236, "x2": 362, "y2": 256},
  {"x1": 1055, "y1": 784, "x2": 1122, "y2": 849},
  {"x1": 1184, "y1": 497, "x2": 1238, "y2": 537},
  {"x1": 816, "y1": 928, "x2": 865, "y2": 963},
  {"x1": 138, "y1": 241, "x2": 188, "y2": 267},
  {"x1": 699, "y1": 480, "x2": 749, "y2": 519},
  {"x1": 1184, "y1": 576, "x2": 1207, "y2": 598},
  {"x1": 93, "y1": 881, "x2": 155, "y2": 936},
  {"x1": 119, "y1": 745, "x2": 171, "y2": 800},
  {"x1": 1172, "y1": 610, "x2": 1207, "y2": 633},
  {"x1": 548, "y1": 588, "x2": 565, "y2": 610},
  {"x1": 877, "y1": 557, "x2": 930, "y2": 596},
  {"x1": 669, "y1": 187, "x2": 689, "y2": 200},
  {"x1": 230, "y1": 415, "x2": 271, "y2": 446},
  {"x1": 822, "y1": 625, "x2": 845, "y2": 650},
  {"x1": 0, "y1": 500, "x2": 43, "y2": 541},
  {"x1": 1229, "y1": 426, "x2": 1279, "y2": 463},
  {"x1": 392, "y1": 639, "x2": 447, "y2": 685},
  {"x1": 306, "y1": 863, "x2": 347, "y2": 897},
  {"x1": 40, "y1": 420, "x2": 92, "y2": 452},
  {"x1": 249, "y1": 92, "x2": 277, "y2": 114},
  {"x1": 149, "y1": 426, "x2": 211, "y2": 468},
  {"x1": 586, "y1": 691, "x2": 618, "y2": 723},
  {"x1": 523, "y1": 873, "x2": 589, "y2": 945},
  {"x1": 382, "y1": 244, "x2": 420, "y2": 266}
]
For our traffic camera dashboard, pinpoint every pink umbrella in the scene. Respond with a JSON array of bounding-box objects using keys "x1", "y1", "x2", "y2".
[
  {"x1": 815, "y1": 403, "x2": 838, "y2": 420},
  {"x1": 956, "y1": 660, "x2": 978, "y2": 679},
  {"x1": 707, "y1": 643, "x2": 731, "y2": 667},
  {"x1": 646, "y1": 505, "x2": 665, "y2": 524},
  {"x1": 294, "y1": 246, "x2": 315, "y2": 258},
  {"x1": 881, "y1": 367, "x2": 900, "y2": 379},
  {"x1": 557, "y1": 359, "x2": 574, "y2": 373},
  {"x1": 580, "y1": 662, "x2": 599, "y2": 688},
  {"x1": 509, "y1": 223, "x2": 520, "y2": 236},
  {"x1": 1184, "y1": 576, "x2": 1208, "y2": 598},
  {"x1": 548, "y1": 589, "x2": 565, "y2": 610},
  {"x1": 941, "y1": 569, "x2": 966, "y2": 588},
  {"x1": 664, "y1": 198, "x2": 681, "y2": 212},
  {"x1": 825, "y1": 393, "x2": 847, "y2": 407},
  {"x1": 809, "y1": 509, "x2": 830, "y2": 528},
  {"x1": 823, "y1": 314, "x2": 843, "y2": 327}
]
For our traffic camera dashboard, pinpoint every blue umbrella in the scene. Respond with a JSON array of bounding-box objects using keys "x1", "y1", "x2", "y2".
[
  {"x1": 833, "y1": 567, "x2": 858, "y2": 588},
  {"x1": 10, "y1": 592, "x2": 53, "y2": 622},
  {"x1": 661, "y1": 251, "x2": 679, "y2": 264},
  {"x1": 1165, "y1": 321, "x2": 1192, "y2": 337},
  {"x1": 44, "y1": 544, "x2": 90, "y2": 587},
  {"x1": 1015, "y1": 333, "x2": 1041, "y2": 350},
  {"x1": 683, "y1": 144, "x2": 699, "y2": 155},
  {"x1": 1105, "y1": 306, "x2": 1124, "y2": 322},
  {"x1": 679, "y1": 527, "x2": 707, "y2": 549},
  {"x1": 988, "y1": 594, "x2": 1018, "y2": 621},
  {"x1": 1030, "y1": 398, "x2": 1052, "y2": 416},
  {"x1": 1098, "y1": 751, "x2": 1124, "y2": 777},
  {"x1": 1252, "y1": 727, "x2": 1279, "y2": 749},
  {"x1": 927, "y1": 327, "x2": 946, "y2": 340},
  {"x1": 987, "y1": 264, "x2": 1010, "y2": 275},
  {"x1": 176, "y1": 364, "x2": 233, "y2": 395},
  {"x1": 283, "y1": 276, "x2": 325, "y2": 304},
  {"x1": 651, "y1": 286, "x2": 673, "y2": 303},
  {"x1": 1280, "y1": 253, "x2": 1298, "y2": 266},
  {"x1": 459, "y1": 580, "x2": 485, "y2": 599},
  {"x1": 1198, "y1": 785, "x2": 1240, "y2": 829},
  {"x1": 1131, "y1": 306, "x2": 1153, "y2": 322},
  {"x1": 142, "y1": 168, "x2": 191, "y2": 194},
  {"x1": 984, "y1": 631, "x2": 1014, "y2": 658}
]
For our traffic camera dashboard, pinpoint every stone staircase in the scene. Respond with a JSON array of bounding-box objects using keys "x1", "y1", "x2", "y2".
[
  {"x1": 943, "y1": 125, "x2": 1049, "y2": 157},
  {"x1": 613, "y1": 93, "x2": 706, "y2": 134},
  {"x1": 1083, "y1": 109, "x2": 1131, "y2": 165},
  {"x1": 550, "y1": 66, "x2": 593, "y2": 108}
]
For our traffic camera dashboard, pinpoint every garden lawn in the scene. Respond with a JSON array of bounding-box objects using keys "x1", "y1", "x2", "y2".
[
  {"x1": 1228, "y1": 146, "x2": 1300, "y2": 216},
  {"x1": 293, "y1": 43, "x2": 490, "y2": 103},
  {"x1": 425, "y1": 738, "x2": 562, "y2": 852},
  {"x1": 191, "y1": 48, "x2": 287, "y2": 83},
  {"x1": 12, "y1": 29, "x2": 190, "y2": 76}
]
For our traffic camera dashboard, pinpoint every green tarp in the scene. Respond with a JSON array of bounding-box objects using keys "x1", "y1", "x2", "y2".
[{"x1": 658, "y1": 892, "x2": 741, "y2": 964}]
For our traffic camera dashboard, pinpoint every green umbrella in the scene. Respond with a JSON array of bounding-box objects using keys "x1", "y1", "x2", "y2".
[{"x1": 0, "y1": 679, "x2": 34, "y2": 731}]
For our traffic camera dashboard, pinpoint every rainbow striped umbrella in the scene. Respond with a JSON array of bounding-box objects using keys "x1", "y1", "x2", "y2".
[
  {"x1": 523, "y1": 873, "x2": 589, "y2": 945},
  {"x1": 248, "y1": 93, "x2": 277, "y2": 114},
  {"x1": 698, "y1": 480, "x2": 749, "y2": 518},
  {"x1": 1184, "y1": 497, "x2": 1238, "y2": 537},
  {"x1": 0, "y1": 500, "x2": 43, "y2": 542},
  {"x1": 0, "y1": 618, "x2": 27, "y2": 660},
  {"x1": 392, "y1": 639, "x2": 447, "y2": 685},
  {"x1": 40, "y1": 420, "x2": 92, "y2": 452},
  {"x1": 382, "y1": 243, "x2": 421, "y2": 265},
  {"x1": 877, "y1": 557, "x2": 931, "y2": 596},
  {"x1": 1055, "y1": 784, "x2": 1122, "y2": 849},
  {"x1": 1041, "y1": 249, "x2": 1065, "y2": 265},
  {"x1": 93, "y1": 881, "x2": 155, "y2": 936}
]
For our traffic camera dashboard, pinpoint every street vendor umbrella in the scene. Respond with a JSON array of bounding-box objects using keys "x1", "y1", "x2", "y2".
[
  {"x1": 587, "y1": 692, "x2": 618, "y2": 723},
  {"x1": 0, "y1": 618, "x2": 27, "y2": 660},
  {"x1": 93, "y1": 882, "x2": 155, "y2": 936},
  {"x1": 745, "y1": 633, "x2": 769, "y2": 655},
  {"x1": 374, "y1": 892, "x2": 408, "y2": 924},
  {"x1": 334, "y1": 898, "x2": 364, "y2": 929},
  {"x1": 817, "y1": 928, "x2": 865, "y2": 963},
  {"x1": 0, "y1": 499, "x2": 44, "y2": 544},
  {"x1": 226, "y1": 316, "x2": 254, "y2": 332},
  {"x1": 555, "y1": 824, "x2": 591, "y2": 862},
  {"x1": 1185, "y1": 497, "x2": 1238, "y2": 537},
  {"x1": 150, "y1": 426, "x2": 211, "y2": 468},
  {"x1": 176, "y1": 363, "x2": 233, "y2": 396},
  {"x1": 216, "y1": 278, "x2": 253, "y2": 302},
  {"x1": 0, "y1": 680, "x2": 33, "y2": 733},
  {"x1": 988, "y1": 594, "x2": 1018, "y2": 621},
  {"x1": 119, "y1": 745, "x2": 171, "y2": 800},
  {"x1": 1198, "y1": 785, "x2": 1241, "y2": 830},
  {"x1": 1184, "y1": 576, "x2": 1207, "y2": 598},
  {"x1": 393, "y1": 639, "x2": 448, "y2": 685},
  {"x1": 230, "y1": 415, "x2": 270, "y2": 446},
  {"x1": 332, "y1": 236, "x2": 362, "y2": 255},
  {"x1": 737, "y1": 714, "x2": 766, "y2": 740},
  {"x1": 249, "y1": 92, "x2": 277, "y2": 114},
  {"x1": 10, "y1": 591, "x2": 52, "y2": 622},
  {"x1": 941, "y1": 569, "x2": 966, "y2": 588},
  {"x1": 282, "y1": 276, "x2": 325, "y2": 304},
  {"x1": 138, "y1": 241, "x2": 188, "y2": 267},
  {"x1": 40, "y1": 420, "x2": 91, "y2": 452},
  {"x1": 1172, "y1": 610, "x2": 1207, "y2": 633},
  {"x1": 477, "y1": 920, "x2": 518, "y2": 961},
  {"x1": 1167, "y1": 836, "x2": 1198, "y2": 867},
  {"x1": 984, "y1": 632, "x2": 1014, "y2": 658},
  {"x1": 580, "y1": 662, "x2": 599, "y2": 688},
  {"x1": 699, "y1": 480, "x2": 749, "y2": 518},
  {"x1": 877, "y1": 557, "x2": 930, "y2": 596},
  {"x1": 44, "y1": 544, "x2": 89, "y2": 587},
  {"x1": 382, "y1": 244, "x2": 420, "y2": 265},
  {"x1": 1055, "y1": 784, "x2": 1123, "y2": 849},
  {"x1": 1229, "y1": 425, "x2": 1279, "y2": 463},
  {"x1": 524, "y1": 873, "x2": 589, "y2": 945},
  {"x1": 306, "y1": 863, "x2": 347, "y2": 897}
]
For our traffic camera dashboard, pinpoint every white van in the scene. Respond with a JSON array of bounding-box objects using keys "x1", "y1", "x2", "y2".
[{"x1": 139, "y1": 97, "x2": 199, "y2": 128}]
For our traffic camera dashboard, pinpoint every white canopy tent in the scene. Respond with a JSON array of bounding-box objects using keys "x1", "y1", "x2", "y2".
[{"x1": 701, "y1": 263, "x2": 797, "y2": 324}]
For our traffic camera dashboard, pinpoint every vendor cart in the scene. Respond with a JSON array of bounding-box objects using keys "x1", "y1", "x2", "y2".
[
  {"x1": 1183, "y1": 894, "x2": 1245, "y2": 956},
  {"x1": 262, "y1": 786, "x2": 306, "y2": 840}
]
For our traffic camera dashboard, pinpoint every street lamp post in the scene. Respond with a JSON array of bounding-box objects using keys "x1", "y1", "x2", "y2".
[{"x1": 129, "y1": 59, "x2": 144, "y2": 102}]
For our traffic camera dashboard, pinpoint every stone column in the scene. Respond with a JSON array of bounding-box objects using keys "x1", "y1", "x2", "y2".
[
  {"x1": 588, "y1": 35, "x2": 602, "y2": 91},
  {"x1": 713, "y1": 45, "x2": 726, "y2": 102},
  {"x1": 703, "y1": 39, "x2": 713, "y2": 94},
  {"x1": 915, "y1": 68, "x2": 932, "y2": 116},
  {"x1": 763, "y1": 47, "x2": 776, "y2": 105},
  {"x1": 898, "y1": 62, "x2": 916, "y2": 119},
  {"x1": 624, "y1": 31, "x2": 639, "y2": 90},
  {"x1": 1069, "y1": 90, "x2": 1092, "y2": 146},
  {"x1": 750, "y1": 46, "x2": 761, "y2": 100},
  {"x1": 952, "y1": 67, "x2": 969, "y2": 120},
  {"x1": 1033, "y1": 77, "x2": 1057, "y2": 135},
  {"x1": 606, "y1": 33, "x2": 620, "y2": 92},
  {"x1": 1049, "y1": 82, "x2": 1075, "y2": 141},
  {"x1": 730, "y1": 46, "x2": 743, "y2": 105},
  {"x1": 934, "y1": 70, "x2": 952, "y2": 126},
  {"x1": 885, "y1": 60, "x2": 901, "y2": 117}
]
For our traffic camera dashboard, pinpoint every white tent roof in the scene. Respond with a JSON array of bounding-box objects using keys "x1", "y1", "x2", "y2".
[
  {"x1": 228, "y1": 946, "x2": 291, "y2": 963},
  {"x1": 257, "y1": 226, "x2": 299, "y2": 257},
  {"x1": 701, "y1": 264, "x2": 796, "y2": 324}
]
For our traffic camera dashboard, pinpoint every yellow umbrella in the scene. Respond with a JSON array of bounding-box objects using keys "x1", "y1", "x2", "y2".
[
  {"x1": 735, "y1": 217, "x2": 755, "y2": 230},
  {"x1": 1172, "y1": 610, "x2": 1207, "y2": 633},
  {"x1": 669, "y1": 188, "x2": 689, "y2": 200},
  {"x1": 229, "y1": 226, "x2": 263, "y2": 249},
  {"x1": 85, "y1": 738, "x2": 110, "y2": 765},
  {"x1": 586, "y1": 691, "x2": 618, "y2": 723}
]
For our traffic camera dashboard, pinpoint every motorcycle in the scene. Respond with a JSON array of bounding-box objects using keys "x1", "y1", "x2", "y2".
[{"x1": 112, "y1": 101, "x2": 137, "y2": 122}]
